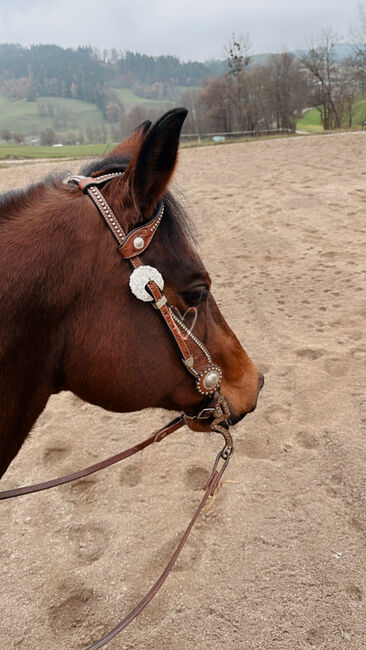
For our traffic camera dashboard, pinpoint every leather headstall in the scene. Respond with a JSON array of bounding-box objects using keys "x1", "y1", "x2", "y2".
[{"x1": 69, "y1": 171, "x2": 232, "y2": 452}]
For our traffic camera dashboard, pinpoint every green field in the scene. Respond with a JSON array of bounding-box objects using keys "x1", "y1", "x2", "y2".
[
  {"x1": 296, "y1": 108, "x2": 323, "y2": 132},
  {"x1": 112, "y1": 87, "x2": 173, "y2": 110},
  {"x1": 0, "y1": 95, "x2": 106, "y2": 138},
  {"x1": 297, "y1": 96, "x2": 366, "y2": 132},
  {"x1": 0, "y1": 90, "x2": 173, "y2": 141},
  {"x1": 0, "y1": 142, "x2": 112, "y2": 159}
]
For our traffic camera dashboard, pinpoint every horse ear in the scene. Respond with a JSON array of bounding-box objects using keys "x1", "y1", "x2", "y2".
[
  {"x1": 109, "y1": 120, "x2": 152, "y2": 158},
  {"x1": 126, "y1": 108, "x2": 188, "y2": 218}
]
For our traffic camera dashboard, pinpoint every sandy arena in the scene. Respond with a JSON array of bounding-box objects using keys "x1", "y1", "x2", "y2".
[{"x1": 0, "y1": 132, "x2": 365, "y2": 649}]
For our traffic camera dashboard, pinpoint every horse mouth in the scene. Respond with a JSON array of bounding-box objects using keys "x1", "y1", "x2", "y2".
[{"x1": 228, "y1": 411, "x2": 246, "y2": 426}]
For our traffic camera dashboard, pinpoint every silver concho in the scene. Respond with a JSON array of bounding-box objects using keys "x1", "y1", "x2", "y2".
[
  {"x1": 133, "y1": 236, "x2": 144, "y2": 250},
  {"x1": 203, "y1": 370, "x2": 221, "y2": 390},
  {"x1": 129, "y1": 265, "x2": 164, "y2": 302},
  {"x1": 196, "y1": 364, "x2": 223, "y2": 395}
]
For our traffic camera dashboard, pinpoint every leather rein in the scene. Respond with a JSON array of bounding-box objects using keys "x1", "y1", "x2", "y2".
[{"x1": 0, "y1": 171, "x2": 234, "y2": 649}]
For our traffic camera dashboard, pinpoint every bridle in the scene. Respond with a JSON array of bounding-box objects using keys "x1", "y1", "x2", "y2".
[
  {"x1": 0, "y1": 171, "x2": 235, "y2": 649},
  {"x1": 69, "y1": 171, "x2": 233, "y2": 451}
]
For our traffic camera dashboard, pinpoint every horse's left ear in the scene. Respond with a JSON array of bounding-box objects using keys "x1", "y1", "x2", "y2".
[{"x1": 126, "y1": 108, "x2": 188, "y2": 218}]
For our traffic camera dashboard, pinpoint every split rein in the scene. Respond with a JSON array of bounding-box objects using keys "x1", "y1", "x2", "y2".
[
  {"x1": 0, "y1": 172, "x2": 235, "y2": 649},
  {"x1": 0, "y1": 412, "x2": 231, "y2": 649}
]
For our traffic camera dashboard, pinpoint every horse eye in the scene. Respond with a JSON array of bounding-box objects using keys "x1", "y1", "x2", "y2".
[{"x1": 181, "y1": 287, "x2": 209, "y2": 306}]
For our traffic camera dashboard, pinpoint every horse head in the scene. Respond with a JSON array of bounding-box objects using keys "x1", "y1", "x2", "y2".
[{"x1": 61, "y1": 108, "x2": 263, "y2": 429}]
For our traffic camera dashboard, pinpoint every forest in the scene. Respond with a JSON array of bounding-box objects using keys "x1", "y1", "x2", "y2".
[{"x1": 1, "y1": 25, "x2": 366, "y2": 145}]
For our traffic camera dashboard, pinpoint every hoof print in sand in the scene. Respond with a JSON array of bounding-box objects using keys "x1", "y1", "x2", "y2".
[
  {"x1": 119, "y1": 460, "x2": 142, "y2": 487},
  {"x1": 295, "y1": 431, "x2": 319, "y2": 450},
  {"x1": 265, "y1": 406, "x2": 291, "y2": 426},
  {"x1": 236, "y1": 435, "x2": 273, "y2": 460},
  {"x1": 43, "y1": 443, "x2": 71, "y2": 464},
  {"x1": 67, "y1": 523, "x2": 107, "y2": 565},
  {"x1": 69, "y1": 477, "x2": 98, "y2": 501},
  {"x1": 351, "y1": 347, "x2": 366, "y2": 360},
  {"x1": 185, "y1": 466, "x2": 210, "y2": 491},
  {"x1": 155, "y1": 535, "x2": 199, "y2": 573},
  {"x1": 323, "y1": 357, "x2": 349, "y2": 377},
  {"x1": 296, "y1": 348, "x2": 325, "y2": 361},
  {"x1": 344, "y1": 581, "x2": 363, "y2": 601},
  {"x1": 48, "y1": 586, "x2": 94, "y2": 631},
  {"x1": 305, "y1": 626, "x2": 325, "y2": 645}
]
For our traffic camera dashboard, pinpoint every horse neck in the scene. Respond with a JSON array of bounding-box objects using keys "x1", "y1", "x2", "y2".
[{"x1": 0, "y1": 185, "x2": 93, "y2": 476}]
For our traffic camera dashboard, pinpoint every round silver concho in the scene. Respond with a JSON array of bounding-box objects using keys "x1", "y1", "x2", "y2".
[
  {"x1": 196, "y1": 364, "x2": 223, "y2": 395},
  {"x1": 133, "y1": 236, "x2": 145, "y2": 250},
  {"x1": 129, "y1": 265, "x2": 164, "y2": 302}
]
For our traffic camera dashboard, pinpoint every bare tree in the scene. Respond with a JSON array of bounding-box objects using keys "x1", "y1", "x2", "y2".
[
  {"x1": 338, "y1": 55, "x2": 359, "y2": 127},
  {"x1": 350, "y1": 5, "x2": 366, "y2": 96},
  {"x1": 300, "y1": 28, "x2": 343, "y2": 129},
  {"x1": 11, "y1": 131, "x2": 24, "y2": 144},
  {"x1": 225, "y1": 32, "x2": 251, "y2": 78},
  {"x1": 265, "y1": 51, "x2": 309, "y2": 130},
  {"x1": 196, "y1": 76, "x2": 233, "y2": 132},
  {"x1": 0, "y1": 129, "x2": 12, "y2": 143},
  {"x1": 225, "y1": 33, "x2": 252, "y2": 130}
]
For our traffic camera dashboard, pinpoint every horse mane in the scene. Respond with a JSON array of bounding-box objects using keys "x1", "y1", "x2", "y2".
[
  {"x1": 0, "y1": 175, "x2": 63, "y2": 222},
  {"x1": 0, "y1": 153, "x2": 195, "y2": 245}
]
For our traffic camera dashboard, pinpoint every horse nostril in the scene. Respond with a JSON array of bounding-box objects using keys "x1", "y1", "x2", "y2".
[{"x1": 258, "y1": 372, "x2": 264, "y2": 391}]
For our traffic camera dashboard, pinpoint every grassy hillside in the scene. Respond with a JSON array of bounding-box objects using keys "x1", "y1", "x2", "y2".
[
  {"x1": 112, "y1": 88, "x2": 173, "y2": 110},
  {"x1": 0, "y1": 90, "x2": 174, "y2": 140},
  {"x1": 297, "y1": 97, "x2": 366, "y2": 132},
  {"x1": 0, "y1": 95, "x2": 106, "y2": 138}
]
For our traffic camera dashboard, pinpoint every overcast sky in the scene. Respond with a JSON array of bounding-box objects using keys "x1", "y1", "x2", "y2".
[{"x1": 0, "y1": 0, "x2": 361, "y2": 60}]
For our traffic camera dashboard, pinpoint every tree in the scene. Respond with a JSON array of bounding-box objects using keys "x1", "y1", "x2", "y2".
[
  {"x1": 85, "y1": 126, "x2": 95, "y2": 143},
  {"x1": 265, "y1": 51, "x2": 308, "y2": 130},
  {"x1": 40, "y1": 128, "x2": 57, "y2": 146},
  {"x1": 351, "y1": 5, "x2": 366, "y2": 91},
  {"x1": 197, "y1": 76, "x2": 233, "y2": 132},
  {"x1": 225, "y1": 33, "x2": 252, "y2": 130},
  {"x1": 63, "y1": 130, "x2": 77, "y2": 145},
  {"x1": 0, "y1": 129, "x2": 12, "y2": 142},
  {"x1": 225, "y1": 32, "x2": 251, "y2": 78},
  {"x1": 300, "y1": 29, "x2": 343, "y2": 130},
  {"x1": 12, "y1": 131, "x2": 24, "y2": 144},
  {"x1": 105, "y1": 102, "x2": 123, "y2": 124}
]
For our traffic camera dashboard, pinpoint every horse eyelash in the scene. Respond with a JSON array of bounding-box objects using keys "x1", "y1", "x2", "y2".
[{"x1": 181, "y1": 288, "x2": 209, "y2": 306}]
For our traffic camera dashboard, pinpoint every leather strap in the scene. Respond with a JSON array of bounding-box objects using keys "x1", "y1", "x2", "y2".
[
  {"x1": 0, "y1": 414, "x2": 232, "y2": 650},
  {"x1": 118, "y1": 202, "x2": 164, "y2": 258},
  {"x1": 69, "y1": 173, "x2": 125, "y2": 193},
  {"x1": 0, "y1": 416, "x2": 185, "y2": 500},
  {"x1": 86, "y1": 448, "x2": 229, "y2": 650}
]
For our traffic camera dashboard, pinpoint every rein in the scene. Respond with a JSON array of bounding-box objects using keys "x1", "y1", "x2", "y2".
[{"x1": 0, "y1": 171, "x2": 234, "y2": 648}]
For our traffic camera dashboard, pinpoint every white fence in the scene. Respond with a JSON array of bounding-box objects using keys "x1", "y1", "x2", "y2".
[{"x1": 181, "y1": 128, "x2": 294, "y2": 143}]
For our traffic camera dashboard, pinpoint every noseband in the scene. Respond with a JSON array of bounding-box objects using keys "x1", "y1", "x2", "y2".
[{"x1": 69, "y1": 171, "x2": 233, "y2": 454}]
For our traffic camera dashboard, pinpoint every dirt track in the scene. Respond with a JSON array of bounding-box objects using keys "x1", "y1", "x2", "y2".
[{"x1": 0, "y1": 133, "x2": 366, "y2": 649}]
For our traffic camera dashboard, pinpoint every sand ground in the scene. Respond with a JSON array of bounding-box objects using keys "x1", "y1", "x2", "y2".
[{"x1": 0, "y1": 133, "x2": 365, "y2": 649}]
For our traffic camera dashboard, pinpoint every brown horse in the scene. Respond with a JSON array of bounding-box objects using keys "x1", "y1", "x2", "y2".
[{"x1": 0, "y1": 108, "x2": 262, "y2": 479}]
